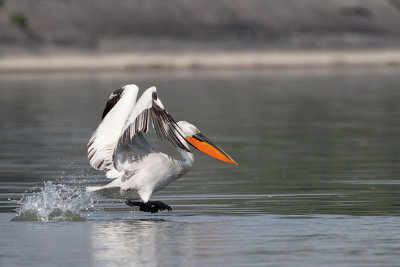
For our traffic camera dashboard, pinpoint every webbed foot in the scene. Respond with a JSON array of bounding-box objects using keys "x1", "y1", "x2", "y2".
[{"x1": 126, "y1": 200, "x2": 172, "y2": 213}]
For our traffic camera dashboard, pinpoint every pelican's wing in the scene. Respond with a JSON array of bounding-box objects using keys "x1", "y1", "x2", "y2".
[
  {"x1": 113, "y1": 133, "x2": 158, "y2": 172},
  {"x1": 87, "y1": 85, "x2": 139, "y2": 171},
  {"x1": 117, "y1": 86, "x2": 190, "y2": 152}
]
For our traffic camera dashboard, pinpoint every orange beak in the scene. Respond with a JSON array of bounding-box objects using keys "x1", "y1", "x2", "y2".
[{"x1": 186, "y1": 133, "x2": 238, "y2": 166}]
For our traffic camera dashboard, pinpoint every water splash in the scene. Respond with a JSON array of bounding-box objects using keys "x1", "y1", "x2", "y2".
[{"x1": 12, "y1": 181, "x2": 95, "y2": 222}]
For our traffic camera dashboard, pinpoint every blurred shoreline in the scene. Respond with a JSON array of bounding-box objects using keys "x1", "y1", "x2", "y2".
[
  {"x1": 2, "y1": 49, "x2": 400, "y2": 72},
  {"x1": 4, "y1": 1, "x2": 400, "y2": 72}
]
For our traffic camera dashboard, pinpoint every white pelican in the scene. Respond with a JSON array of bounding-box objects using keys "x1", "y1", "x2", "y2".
[{"x1": 87, "y1": 84, "x2": 237, "y2": 213}]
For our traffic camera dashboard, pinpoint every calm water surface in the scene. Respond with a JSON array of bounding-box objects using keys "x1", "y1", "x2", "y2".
[{"x1": 0, "y1": 68, "x2": 400, "y2": 266}]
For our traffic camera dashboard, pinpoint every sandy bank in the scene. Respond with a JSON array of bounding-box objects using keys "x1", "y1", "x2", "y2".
[{"x1": 2, "y1": 50, "x2": 400, "y2": 72}]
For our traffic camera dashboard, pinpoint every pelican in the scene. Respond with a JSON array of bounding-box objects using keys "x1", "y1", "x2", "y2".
[{"x1": 87, "y1": 84, "x2": 237, "y2": 213}]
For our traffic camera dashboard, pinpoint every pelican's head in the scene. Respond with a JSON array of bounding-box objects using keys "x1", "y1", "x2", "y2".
[{"x1": 177, "y1": 121, "x2": 238, "y2": 166}]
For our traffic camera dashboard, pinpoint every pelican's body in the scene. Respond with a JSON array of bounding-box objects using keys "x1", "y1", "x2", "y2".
[
  {"x1": 87, "y1": 84, "x2": 237, "y2": 212},
  {"x1": 92, "y1": 135, "x2": 194, "y2": 202}
]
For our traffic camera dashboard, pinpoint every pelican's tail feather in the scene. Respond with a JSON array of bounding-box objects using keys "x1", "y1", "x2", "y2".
[{"x1": 86, "y1": 186, "x2": 104, "y2": 192}]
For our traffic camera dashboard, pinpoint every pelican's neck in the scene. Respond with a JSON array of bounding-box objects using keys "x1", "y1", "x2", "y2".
[{"x1": 177, "y1": 148, "x2": 194, "y2": 177}]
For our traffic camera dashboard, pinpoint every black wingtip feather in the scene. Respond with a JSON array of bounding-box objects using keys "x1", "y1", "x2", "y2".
[
  {"x1": 102, "y1": 88, "x2": 124, "y2": 120},
  {"x1": 151, "y1": 100, "x2": 190, "y2": 152},
  {"x1": 152, "y1": 91, "x2": 157, "y2": 100}
]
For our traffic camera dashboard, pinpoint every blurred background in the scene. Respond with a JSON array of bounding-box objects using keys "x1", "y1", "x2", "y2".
[
  {"x1": 2, "y1": 0, "x2": 400, "y2": 69},
  {"x1": 1, "y1": 1, "x2": 400, "y2": 266}
]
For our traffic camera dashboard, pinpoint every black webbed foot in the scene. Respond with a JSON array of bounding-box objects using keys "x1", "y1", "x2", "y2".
[{"x1": 126, "y1": 200, "x2": 172, "y2": 213}]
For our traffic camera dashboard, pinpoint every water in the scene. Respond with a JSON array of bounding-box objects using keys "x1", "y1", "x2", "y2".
[
  {"x1": 12, "y1": 181, "x2": 93, "y2": 222},
  {"x1": 1, "y1": 68, "x2": 400, "y2": 266}
]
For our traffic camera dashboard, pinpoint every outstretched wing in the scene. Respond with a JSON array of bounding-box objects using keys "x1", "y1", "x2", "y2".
[
  {"x1": 118, "y1": 86, "x2": 190, "y2": 152},
  {"x1": 87, "y1": 85, "x2": 139, "y2": 171},
  {"x1": 88, "y1": 85, "x2": 189, "y2": 175},
  {"x1": 113, "y1": 133, "x2": 158, "y2": 173}
]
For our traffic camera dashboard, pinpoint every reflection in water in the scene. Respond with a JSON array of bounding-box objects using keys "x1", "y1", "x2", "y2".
[
  {"x1": 89, "y1": 218, "x2": 230, "y2": 266},
  {"x1": 87, "y1": 214, "x2": 400, "y2": 266}
]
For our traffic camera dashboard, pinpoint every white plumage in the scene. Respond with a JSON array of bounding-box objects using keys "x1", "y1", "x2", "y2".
[
  {"x1": 87, "y1": 84, "x2": 237, "y2": 212},
  {"x1": 87, "y1": 85, "x2": 139, "y2": 175}
]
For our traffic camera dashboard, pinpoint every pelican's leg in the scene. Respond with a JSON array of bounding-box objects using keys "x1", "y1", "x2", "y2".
[{"x1": 125, "y1": 200, "x2": 172, "y2": 213}]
